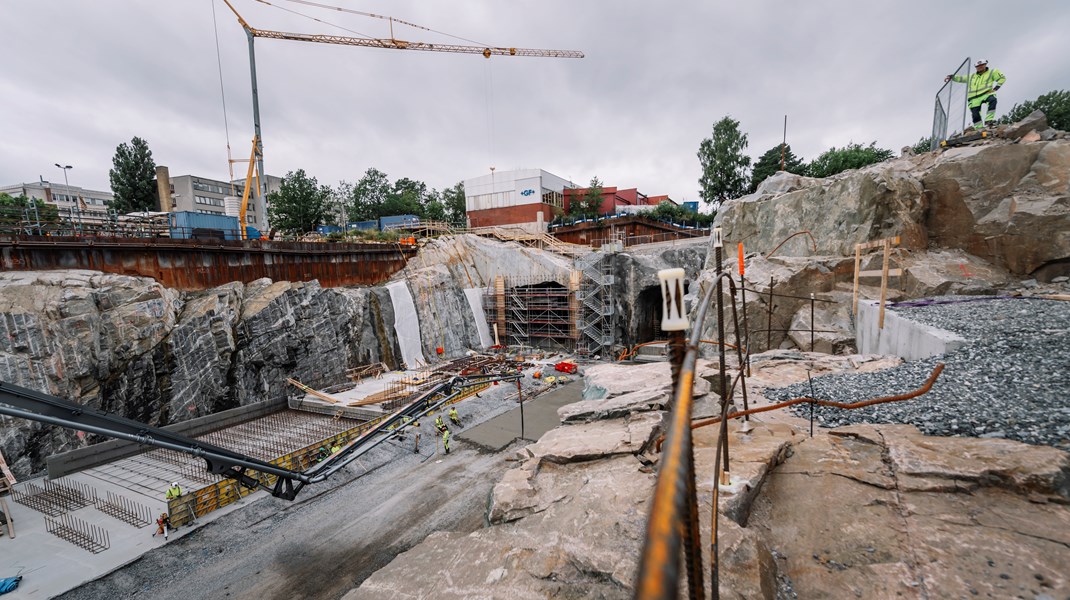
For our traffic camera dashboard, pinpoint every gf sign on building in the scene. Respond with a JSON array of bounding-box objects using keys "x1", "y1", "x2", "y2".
[{"x1": 520, "y1": 189, "x2": 535, "y2": 197}]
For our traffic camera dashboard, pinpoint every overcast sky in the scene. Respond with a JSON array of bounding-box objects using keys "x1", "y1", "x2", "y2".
[{"x1": 2, "y1": 1, "x2": 1068, "y2": 206}]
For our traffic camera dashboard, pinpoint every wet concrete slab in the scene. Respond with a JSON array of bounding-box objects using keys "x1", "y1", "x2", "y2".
[{"x1": 459, "y1": 380, "x2": 584, "y2": 451}]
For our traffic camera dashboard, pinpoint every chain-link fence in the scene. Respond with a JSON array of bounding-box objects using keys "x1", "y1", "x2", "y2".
[{"x1": 931, "y1": 57, "x2": 971, "y2": 150}]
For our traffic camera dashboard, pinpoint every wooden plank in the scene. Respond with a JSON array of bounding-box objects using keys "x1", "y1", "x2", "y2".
[
  {"x1": 0, "y1": 496, "x2": 14, "y2": 538},
  {"x1": 858, "y1": 268, "x2": 903, "y2": 277},
  {"x1": 287, "y1": 378, "x2": 341, "y2": 404},
  {"x1": 857, "y1": 236, "x2": 901, "y2": 250},
  {"x1": 853, "y1": 244, "x2": 861, "y2": 315},
  {"x1": 0, "y1": 449, "x2": 16, "y2": 488},
  {"x1": 878, "y1": 239, "x2": 891, "y2": 329}
]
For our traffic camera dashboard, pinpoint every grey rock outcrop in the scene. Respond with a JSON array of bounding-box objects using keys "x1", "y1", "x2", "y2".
[
  {"x1": 718, "y1": 166, "x2": 930, "y2": 258},
  {"x1": 923, "y1": 139, "x2": 1070, "y2": 278},
  {"x1": 0, "y1": 272, "x2": 393, "y2": 476}
]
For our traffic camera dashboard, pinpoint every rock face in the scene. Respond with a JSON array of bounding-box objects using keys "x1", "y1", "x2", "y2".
[
  {"x1": 0, "y1": 272, "x2": 391, "y2": 476},
  {"x1": 719, "y1": 166, "x2": 930, "y2": 257},
  {"x1": 718, "y1": 137, "x2": 1070, "y2": 280},
  {"x1": 748, "y1": 424, "x2": 1070, "y2": 598},
  {"x1": 923, "y1": 140, "x2": 1070, "y2": 277}
]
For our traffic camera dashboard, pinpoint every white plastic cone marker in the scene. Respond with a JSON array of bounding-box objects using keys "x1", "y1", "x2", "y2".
[{"x1": 658, "y1": 268, "x2": 689, "y2": 331}]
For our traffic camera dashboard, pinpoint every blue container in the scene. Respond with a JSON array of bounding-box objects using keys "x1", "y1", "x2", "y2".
[
  {"x1": 378, "y1": 214, "x2": 419, "y2": 231},
  {"x1": 348, "y1": 220, "x2": 378, "y2": 231},
  {"x1": 682, "y1": 201, "x2": 700, "y2": 213},
  {"x1": 316, "y1": 225, "x2": 344, "y2": 235},
  {"x1": 245, "y1": 226, "x2": 262, "y2": 240},
  {"x1": 169, "y1": 211, "x2": 241, "y2": 240}
]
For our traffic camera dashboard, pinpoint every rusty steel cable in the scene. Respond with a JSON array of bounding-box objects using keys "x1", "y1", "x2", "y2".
[
  {"x1": 689, "y1": 362, "x2": 945, "y2": 430},
  {"x1": 635, "y1": 270, "x2": 740, "y2": 600},
  {"x1": 766, "y1": 230, "x2": 817, "y2": 259}
]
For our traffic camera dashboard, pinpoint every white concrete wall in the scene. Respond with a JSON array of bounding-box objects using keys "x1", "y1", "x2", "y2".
[{"x1": 856, "y1": 300, "x2": 966, "y2": 361}]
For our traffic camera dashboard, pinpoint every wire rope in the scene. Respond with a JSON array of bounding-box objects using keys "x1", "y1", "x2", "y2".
[
  {"x1": 274, "y1": 0, "x2": 493, "y2": 46},
  {"x1": 210, "y1": 0, "x2": 237, "y2": 191}
]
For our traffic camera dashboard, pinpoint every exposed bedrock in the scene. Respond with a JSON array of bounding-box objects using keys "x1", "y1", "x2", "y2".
[
  {"x1": 0, "y1": 271, "x2": 389, "y2": 476},
  {"x1": 717, "y1": 138, "x2": 1070, "y2": 280}
]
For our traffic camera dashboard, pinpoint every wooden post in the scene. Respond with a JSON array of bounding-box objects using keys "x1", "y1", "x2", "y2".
[
  {"x1": 852, "y1": 243, "x2": 862, "y2": 315},
  {"x1": 879, "y1": 238, "x2": 891, "y2": 329}
]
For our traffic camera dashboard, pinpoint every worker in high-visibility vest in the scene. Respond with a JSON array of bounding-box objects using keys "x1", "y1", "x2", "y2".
[
  {"x1": 448, "y1": 407, "x2": 461, "y2": 427},
  {"x1": 165, "y1": 482, "x2": 183, "y2": 501},
  {"x1": 946, "y1": 59, "x2": 1006, "y2": 130},
  {"x1": 442, "y1": 427, "x2": 451, "y2": 454},
  {"x1": 434, "y1": 414, "x2": 446, "y2": 434}
]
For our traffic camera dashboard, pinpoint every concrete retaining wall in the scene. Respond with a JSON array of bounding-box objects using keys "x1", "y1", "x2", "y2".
[{"x1": 856, "y1": 300, "x2": 966, "y2": 361}]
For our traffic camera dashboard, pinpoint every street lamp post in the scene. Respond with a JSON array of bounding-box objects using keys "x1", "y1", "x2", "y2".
[{"x1": 54, "y1": 163, "x2": 80, "y2": 232}]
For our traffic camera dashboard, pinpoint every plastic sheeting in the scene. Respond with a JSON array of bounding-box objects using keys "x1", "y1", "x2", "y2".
[
  {"x1": 386, "y1": 281, "x2": 427, "y2": 368},
  {"x1": 463, "y1": 288, "x2": 493, "y2": 348}
]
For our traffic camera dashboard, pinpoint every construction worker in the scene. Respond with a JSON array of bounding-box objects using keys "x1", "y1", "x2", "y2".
[
  {"x1": 330, "y1": 443, "x2": 342, "y2": 454},
  {"x1": 442, "y1": 427, "x2": 451, "y2": 455},
  {"x1": 316, "y1": 446, "x2": 329, "y2": 462},
  {"x1": 946, "y1": 59, "x2": 1006, "y2": 130},
  {"x1": 165, "y1": 482, "x2": 183, "y2": 501},
  {"x1": 434, "y1": 414, "x2": 446, "y2": 434},
  {"x1": 153, "y1": 512, "x2": 173, "y2": 540},
  {"x1": 448, "y1": 406, "x2": 461, "y2": 427}
]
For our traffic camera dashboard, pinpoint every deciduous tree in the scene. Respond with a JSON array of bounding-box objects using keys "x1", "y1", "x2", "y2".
[
  {"x1": 806, "y1": 142, "x2": 893, "y2": 178},
  {"x1": 698, "y1": 116, "x2": 751, "y2": 209},
  {"x1": 441, "y1": 181, "x2": 467, "y2": 225},
  {"x1": 1000, "y1": 89, "x2": 1070, "y2": 131},
  {"x1": 266, "y1": 169, "x2": 332, "y2": 233}
]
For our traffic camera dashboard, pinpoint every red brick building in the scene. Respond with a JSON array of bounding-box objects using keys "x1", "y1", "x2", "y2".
[{"x1": 563, "y1": 187, "x2": 675, "y2": 216}]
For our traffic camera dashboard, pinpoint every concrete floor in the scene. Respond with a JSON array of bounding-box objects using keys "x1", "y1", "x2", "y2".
[
  {"x1": 460, "y1": 379, "x2": 584, "y2": 451},
  {"x1": 0, "y1": 410, "x2": 366, "y2": 599}
]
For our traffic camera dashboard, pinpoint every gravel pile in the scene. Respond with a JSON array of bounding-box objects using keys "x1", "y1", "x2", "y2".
[{"x1": 765, "y1": 296, "x2": 1070, "y2": 452}]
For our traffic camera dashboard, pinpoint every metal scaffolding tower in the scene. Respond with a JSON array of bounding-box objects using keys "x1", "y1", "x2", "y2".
[
  {"x1": 576, "y1": 247, "x2": 618, "y2": 357},
  {"x1": 485, "y1": 276, "x2": 578, "y2": 352}
]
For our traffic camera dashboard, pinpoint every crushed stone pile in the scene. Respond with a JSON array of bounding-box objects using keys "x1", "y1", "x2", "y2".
[{"x1": 766, "y1": 296, "x2": 1070, "y2": 452}]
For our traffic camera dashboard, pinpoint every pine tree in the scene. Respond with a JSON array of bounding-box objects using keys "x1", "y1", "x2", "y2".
[
  {"x1": 749, "y1": 144, "x2": 805, "y2": 193},
  {"x1": 108, "y1": 137, "x2": 157, "y2": 214}
]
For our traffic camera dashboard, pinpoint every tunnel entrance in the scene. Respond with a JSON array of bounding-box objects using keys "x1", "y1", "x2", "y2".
[{"x1": 634, "y1": 281, "x2": 691, "y2": 346}]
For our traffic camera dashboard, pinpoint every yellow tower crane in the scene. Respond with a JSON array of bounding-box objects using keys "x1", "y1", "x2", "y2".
[{"x1": 219, "y1": 0, "x2": 584, "y2": 239}]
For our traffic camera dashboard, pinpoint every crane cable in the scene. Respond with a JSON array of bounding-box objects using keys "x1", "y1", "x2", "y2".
[
  {"x1": 252, "y1": 0, "x2": 375, "y2": 38},
  {"x1": 276, "y1": 0, "x2": 494, "y2": 47},
  {"x1": 210, "y1": 0, "x2": 237, "y2": 194}
]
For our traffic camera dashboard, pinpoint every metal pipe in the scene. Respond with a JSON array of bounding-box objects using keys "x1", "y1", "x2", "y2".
[
  {"x1": 688, "y1": 363, "x2": 945, "y2": 429},
  {"x1": 766, "y1": 230, "x2": 817, "y2": 259}
]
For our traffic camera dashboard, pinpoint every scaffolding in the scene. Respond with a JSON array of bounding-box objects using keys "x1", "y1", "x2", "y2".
[
  {"x1": 575, "y1": 247, "x2": 618, "y2": 357},
  {"x1": 485, "y1": 275, "x2": 579, "y2": 352}
]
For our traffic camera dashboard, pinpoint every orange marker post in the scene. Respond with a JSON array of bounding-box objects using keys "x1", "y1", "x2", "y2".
[{"x1": 737, "y1": 242, "x2": 745, "y2": 276}]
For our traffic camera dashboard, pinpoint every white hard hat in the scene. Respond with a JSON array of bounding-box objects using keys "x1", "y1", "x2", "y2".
[
  {"x1": 171, "y1": 481, "x2": 179, "y2": 487},
  {"x1": 975, "y1": 59, "x2": 988, "y2": 66}
]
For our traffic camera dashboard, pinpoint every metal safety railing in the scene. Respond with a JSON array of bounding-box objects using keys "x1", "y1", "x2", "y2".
[{"x1": 931, "y1": 57, "x2": 971, "y2": 150}]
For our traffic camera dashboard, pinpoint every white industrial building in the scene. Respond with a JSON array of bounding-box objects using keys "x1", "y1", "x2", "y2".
[{"x1": 463, "y1": 168, "x2": 577, "y2": 232}]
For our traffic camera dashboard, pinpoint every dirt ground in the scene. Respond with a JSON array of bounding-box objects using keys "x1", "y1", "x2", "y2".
[{"x1": 57, "y1": 377, "x2": 545, "y2": 600}]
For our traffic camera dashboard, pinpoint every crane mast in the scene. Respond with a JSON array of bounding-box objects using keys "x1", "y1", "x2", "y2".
[{"x1": 217, "y1": 0, "x2": 583, "y2": 238}]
